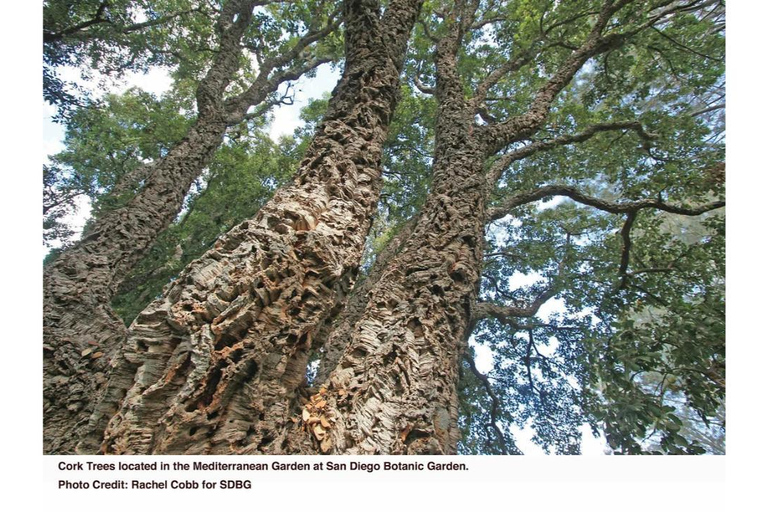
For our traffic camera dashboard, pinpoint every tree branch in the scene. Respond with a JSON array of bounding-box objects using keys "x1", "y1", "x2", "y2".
[
  {"x1": 417, "y1": 17, "x2": 439, "y2": 43},
  {"x1": 617, "y1": 211, "x2": 637, "y2": 289},
  {"x1": 471, "y1": 15, "x2": 506, "y2": 30},
  {"x1": 477, "y1": 0, "x2": 638, "y2": 153},
  {"x1": 117, "y1": 7, "x2": 213, "y2": 37},
  {"x1": 241, "y1": 84, "x2": 296, "y2": 121},
  {"x1": 464, "y1": 354, "x2": 518, "y2": 455},
  {"x1": 459, "y1": 0, "x2": 483, "y2": 35},
  {"x1": 650, "y1": 26, "x2": 722, "y2": 62},
  {"x1": 44, "y1": 0, "x2": 110, "y2": 43},
  {"x1": 473, "y1": 286, "x2": 558, "y2": 323},
  {"x1": 690, "y1": 103, "x2": 725, "y2": 117},
  {"x1": 486, "y1": 121, "x2": 657, "y2": 185},
  {"x1": 412, "y1": 70, "x2": 436, "y2": 95},
  {"x1": 223, "y1": 8, "x2": 339, "y2": 125},
  {"x1": 472, "y1": 49, "x2": 537, "y2": 106},
  {"x1": 525, "y1": 330, "x2": 539, "y2": 396},
  {"x1": 196, "y1": 0, "x2": 262, "y2": 114},
  {"x1": 486, "y1": 183, "x2": 725, "y2": 222}
]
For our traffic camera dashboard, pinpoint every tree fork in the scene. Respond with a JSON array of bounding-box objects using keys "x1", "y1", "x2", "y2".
[
  {"x1": 314, "y1": 218, "x2": 417, "y2": 385},
  {"x1": 44, "y1": 117, "x2": 229, "y2": 454}
]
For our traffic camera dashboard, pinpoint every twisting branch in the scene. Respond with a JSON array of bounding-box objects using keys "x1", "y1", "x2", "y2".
[
  {"x1": 486, "y1": 121, "x2": 657, "y2": 185},
  {"x1": 542, "y1": 7, "x2": 600, "y2": 37},
  {"x1": 639, "y1": 0, "x2": 716, "y2": 36},
  {"x1": 486, "y1": 183, "x2": 725, "y2": 222},
  {"x1": 471, "y1": 15, "x2": 506, "y2": 30},
  {"x1": 460, "y1": 0, "x2": 483, "y2": 33},
  {"x1": 475, "y1": 228, "x2": 572, "y2": 325},
  {"x1": 412, "y1": 70, "x2": 436, "y2": 95},
  {"x1": 463, "y1": 354, "x2": 517, "y2": 455},
  {"x1": 267, "y1": 9, "x2": 341, "y2": 70},
  {"x1": 223, "y1": 11, "x2": 341, "y2": 121},
  {"x1": 43, "y1": 0, "x2": 111, "y2": 43},
  {"x1": 241, "y1": 84, "x2": 296, "y2": 121},
  {"x1": 650, "y1": 26, "x2": 722, "y2": 62},
  {"x1": 628, "y1": 282, "x2": 669, "y2": 307},
  {"x1": 617, "y1": 211, "x2": 637, "y2": 289},
  {"x1": 473, "y1": 287, "x2": 558, "y2": 323},
  {"x1": 625, "y1": 265, "x2": 676, "y2": 277},
  {"x1": 225, "y1": 56, "x2": 333, "y2": 125},
  {"x1": 618, "y1": 192, "x2": 707, "y2": 290},
  {"x1": 417, "y1": 17, "x2": 439, "y2": 43},
  {"x1": 472, "y1": 48, "x2": 538, "y2": 106},
  {"x1": 486, "y1": 181, "x2": 723, "y2": 290},
  {"x1": 196, "y1": 0, "x2": 262, "y2": 113}
]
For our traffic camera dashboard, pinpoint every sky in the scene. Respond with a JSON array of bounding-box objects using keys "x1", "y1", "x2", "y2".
[{"x1": 42, "y1": 66, "x2": 179, "y2": 250}]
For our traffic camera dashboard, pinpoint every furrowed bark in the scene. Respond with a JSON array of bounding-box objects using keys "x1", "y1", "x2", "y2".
[
  {"x1": 44, "y1": 0, "x2": 325, "y2": 454},
  {"x1": 284, "y1": 144, "x2": 487, "y2": 454},
  {"x1": 278, "y1": 12, "x2": 487, "y2": 455},
  {"x1": 276, "y1": 0, "x2": 723, "y2": 455},
  {"x1": 314, "y1": 218, "x2": 416, "y2": 385},
  {"x1": 82, "y1": 0, "x2": 424, "y2": 455},
  {"x1": 276, "y1": 0, "x2": 639, "y2": 454},
  {"x1": 44, "y1": 115, "x2": 229, "y2": 454}
]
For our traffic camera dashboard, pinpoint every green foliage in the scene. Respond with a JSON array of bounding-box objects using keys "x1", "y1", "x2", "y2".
[
  {"x1": 44, "y1": 0, "x2": 726, "y2": 455},
  {"x1": 43, "y1": 0, "x2": 342, "y2": 248},
  {"x1": 402, "y1": 0, "x2": 726, "y2": 454},
  {"x1": 43, "y1": 0, "x2": 215, "y2": 119}
]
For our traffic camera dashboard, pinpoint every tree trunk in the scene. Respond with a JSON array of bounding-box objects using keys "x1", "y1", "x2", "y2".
[
  {"x1": 279, "y1": 146, "x2": 487, "y2": 454},
  {"x1": 276, "y1": 27, "x2": 488, "y2": 454},
  {"x1": 314, "y1": 218, "x2": 416, "y2": 384},
  {"x1": 79, "y1": 0, "x2": 424, "y2": 455},
  {"x1": 44, "y1": 115, "x2": 229, "y2": 454}
]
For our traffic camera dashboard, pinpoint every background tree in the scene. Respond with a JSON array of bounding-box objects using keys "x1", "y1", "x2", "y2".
[
  {"x1": 44, "y1": 87, "x2": 194, "y2": 249},
  {"x1": 311, "y1": 0, "x2": 723, "y2": 455},
  {"x1": 112, "y1": 124, "x2": 301, "y2": 323},
  {"x1": 43, "y1": 0, "x2": 212, "y2": 119}
]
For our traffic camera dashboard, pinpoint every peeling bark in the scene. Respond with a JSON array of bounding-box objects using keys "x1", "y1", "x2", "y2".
[
  {"x1": 47, "y1": 0, "x2": 722, "y2": 457},
  {"x1": 315, "y1": 218, "x2": 416, "y2": 384},
  {"x1": 81, "y1": 0, "x2": 425, "y2": 455},
  {"x1": 282, "y1": 154, "x2": 486, "y2": 454}
]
